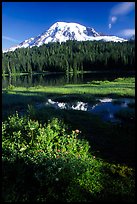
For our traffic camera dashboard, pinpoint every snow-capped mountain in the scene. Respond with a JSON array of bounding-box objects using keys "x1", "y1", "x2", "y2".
[
  {"x1": 3, "y1": 22, "x2": 127, "y2": 53},
  {"x1": 129, "y1": 35, "x2": 135, "y2": 41},
  {"x1": 3, "y1": 38, "x2": 35, "y2": 53}
]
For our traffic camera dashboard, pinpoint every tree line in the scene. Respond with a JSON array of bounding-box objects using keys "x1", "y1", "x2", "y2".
[{"x1": 2, "y1": 40, "x2": 135, "y2": 75}]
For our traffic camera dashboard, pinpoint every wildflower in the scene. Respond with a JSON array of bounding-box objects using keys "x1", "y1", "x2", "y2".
[
  {"x1": 36, "y1": 150, "x2": 44, "y2": 152},
  {"x1": 93, "y1": 156, "x2": 96, "y2": 159},
  {"x1": 57, "y1": 149, "x2": 60, "y2": 152},
  {"x1": 75, "y1": 129, "x2": 80, "y2": 134}
]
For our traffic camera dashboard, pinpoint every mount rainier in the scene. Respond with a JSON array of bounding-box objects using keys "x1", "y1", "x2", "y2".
[{"x1": 3, "y1": 22, "x2": 127, "y2": 53}]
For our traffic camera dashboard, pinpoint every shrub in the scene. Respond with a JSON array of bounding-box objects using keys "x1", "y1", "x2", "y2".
[{"x1": 2, "y1": 113, "x2": 135, "y2": 202}]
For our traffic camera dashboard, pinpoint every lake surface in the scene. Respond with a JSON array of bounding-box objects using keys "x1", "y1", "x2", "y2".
[
  {"x1": 2, "y1": 71, "x2": 135, "y2": 88},
  {"x1": 35, "y1": 97, "x2": 135, "y2": 123}
]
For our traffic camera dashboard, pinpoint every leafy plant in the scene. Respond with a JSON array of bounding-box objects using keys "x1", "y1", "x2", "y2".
[{"x1": 2, "y1": 113, "x2": 135, "y2": 202}]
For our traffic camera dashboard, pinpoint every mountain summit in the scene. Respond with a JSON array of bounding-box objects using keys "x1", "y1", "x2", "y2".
[{"x1": 3, "y1": 22, "x2": 127, "y2": 53}]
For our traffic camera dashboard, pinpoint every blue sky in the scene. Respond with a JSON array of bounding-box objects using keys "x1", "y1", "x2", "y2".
[{"x1": 2, "y1": 2, "x2": 135, "y2": 50}]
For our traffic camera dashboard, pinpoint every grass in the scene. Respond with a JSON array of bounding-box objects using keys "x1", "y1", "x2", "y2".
[
  {"x1": 2, "y1": 113, "x2": 135, "y2": 202},
  {"x1": 2, "y1": 77, "x2": 135, "y2": 202},
  {"x1": 3, "y1": 77, "x2": 135, "y2": 97},
  {"x1": 2, "y1": 77, "x2": 135, "y2": 120},
  {"x1": 2, "y1": 77, "x2": 135, "y2": 116},
  {"x1": 27, "y1": 105, "x2": 135, "y2": 166}
]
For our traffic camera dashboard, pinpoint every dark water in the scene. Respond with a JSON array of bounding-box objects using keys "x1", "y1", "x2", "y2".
[
  {"x1": 36, "y1": 97, "x2": 135, "y2": 123},
  {"x1": 2, "y1": 71, "x2": 135, "y2": 88}
]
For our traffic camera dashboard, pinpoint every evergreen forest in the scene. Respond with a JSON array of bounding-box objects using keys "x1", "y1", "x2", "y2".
[{"x1": 2, "y1": 40, "x2": 135, "y2": 75}]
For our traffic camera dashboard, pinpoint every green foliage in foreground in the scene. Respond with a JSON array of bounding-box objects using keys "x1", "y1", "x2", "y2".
[{"x1": 2, "y1": 113, "x2": 135, "y2": 202}]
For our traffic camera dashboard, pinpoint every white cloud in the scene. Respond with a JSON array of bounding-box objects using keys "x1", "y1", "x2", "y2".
[
  {"x1": 111, "y1": 2, "x2": 135, "y2": 16},
  {"x1": 2, "y1": 36, "x2": 20, "y2": 43},
  {"x1": 108, "y1": 2, "x2": 135, "y2": 29},
  {"x1": 109, "y1": 16, "x2": 117, "y2": 29},
  {"x1": 108, "y1": 23, "x2": 112, "y2": 29},
  {"x1": 111, "y1": 16, "x2": 117, "y2": 23},
  {"x1": 118, "y1": 29, "x2": 135, "y2": 37}
]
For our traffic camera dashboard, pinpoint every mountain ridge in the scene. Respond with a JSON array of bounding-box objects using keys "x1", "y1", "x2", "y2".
[{"x1": 3, "y1": 21, "x2": 127, "y2": 53}]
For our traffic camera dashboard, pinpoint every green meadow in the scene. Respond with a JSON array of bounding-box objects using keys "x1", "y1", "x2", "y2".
[{"x1": 2, "y1": 77, "x2": 135, "y2": 202}]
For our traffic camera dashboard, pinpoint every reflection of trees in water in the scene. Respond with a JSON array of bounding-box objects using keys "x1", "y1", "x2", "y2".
[
  {"x1": 66, "y1": 73, "x2": 83, "y2": 84},
  {"x1": 10, "y1": 75, "x2": 17, "y2": 85},
  {"x1": 2, "y1": 74, "x2": 67, "y2": 87},
  {"x1": 2, "y1": 76, "x2": 9, "y2": 88},
  {"x1": 8, "y1": 75, "x2": 11, "y2": 86},
  {"x1": 2, "y1": 71, "x2": 135, "y2": 88}
]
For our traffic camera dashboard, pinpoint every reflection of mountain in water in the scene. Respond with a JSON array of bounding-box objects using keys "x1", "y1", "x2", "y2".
[{"x1": 36, "y1": 97, "x2": 135, "y2": 123}]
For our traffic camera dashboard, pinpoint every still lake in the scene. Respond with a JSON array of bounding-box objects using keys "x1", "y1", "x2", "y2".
[{"x1": 2, "y1": 71, "x2": 135, "y2": 88}]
